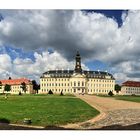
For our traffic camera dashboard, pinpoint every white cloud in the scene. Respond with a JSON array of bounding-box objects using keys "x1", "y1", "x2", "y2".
[
  {"x1": 0, "y1": 54, "x2": 12, "y2": 79},
  {"x1": 0, "y1": 54, "x2": 11, "y2": 70},
  {"x1": 0, "y1": 10, "x2": 140, "y2": 83},
  {"x1": 0, "y1": 50, "x2": 88, "y2": 82},
  {"x1": 114, "y1": 73, "x2": 128, "y2": 82}
]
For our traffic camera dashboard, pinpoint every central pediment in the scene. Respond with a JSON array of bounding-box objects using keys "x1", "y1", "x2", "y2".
[{"x1": 72, "y1": 73, "x2": 86, "y2": 78}]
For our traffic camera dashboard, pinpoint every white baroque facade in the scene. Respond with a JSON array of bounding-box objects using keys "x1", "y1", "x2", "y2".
[
  {"x1": 40, "y1": 52, "x2": 115, "y2": 95},
  {"x1": 121, "y1": 81, "x2": 140, "y2": 95},
  {"x1": 0, "y1": 78, "x2": 34, "y2": 94}
]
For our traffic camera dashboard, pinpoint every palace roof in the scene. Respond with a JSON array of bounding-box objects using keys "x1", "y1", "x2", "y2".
[
  {"x1": 122, "y1": 81, "x2": 140, "y2": 87},
  {"x1": 0, "y1": 78, "x2": 31, "y2": 85},
  {"x1": 42, "y1": 70, "x2": 115, "y2": 79}
]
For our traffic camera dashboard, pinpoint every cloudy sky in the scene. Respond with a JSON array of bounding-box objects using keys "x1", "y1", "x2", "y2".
[{"x1": 0, "y1": 10, "x2": 140, "y2": 83}]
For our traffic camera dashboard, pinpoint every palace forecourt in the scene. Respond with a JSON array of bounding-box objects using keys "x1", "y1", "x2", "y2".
[{"x1": 39, "y1": 52, "x2": 115, "y2": 95}]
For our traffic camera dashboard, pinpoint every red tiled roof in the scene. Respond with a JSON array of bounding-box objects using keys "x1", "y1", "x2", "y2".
[
  {"x1": 122, "y1": 81, "x2": 140, "y2": 87},
  {"x1": 0, "y1": 78, "x2": 31, "y2": 85}
]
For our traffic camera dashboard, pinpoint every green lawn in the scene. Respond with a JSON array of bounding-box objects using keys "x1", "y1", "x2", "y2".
[
  {"x1": 0, "y1": 94, "x2": 99, "y2": 126},
  {"x1": 96, "y1": 94, "x2": 140, "y2": 103},
  {"x1": 114, "y1": 95, "x2": 140, "y2": 103}
]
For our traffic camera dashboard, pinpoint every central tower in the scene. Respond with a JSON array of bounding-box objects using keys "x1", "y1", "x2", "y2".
[{"x1": 74, "y1": 51, "x2": 82, "y2": 73}]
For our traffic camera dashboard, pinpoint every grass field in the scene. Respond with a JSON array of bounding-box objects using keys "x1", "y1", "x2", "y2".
[
  {"x1": 96, "y1": 94, "x2": 140, "y2": 103},
  {"x1": 0, "y1": 94, "x2": 99, "y2": 126},
  {"x1": 114, "y1": 95, "x2": 140, "y2": 103}
]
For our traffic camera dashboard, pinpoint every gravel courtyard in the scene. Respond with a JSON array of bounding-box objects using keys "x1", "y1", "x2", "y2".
[{"x1": 62, "y1": 94, "x2": 140, "y2": 130}]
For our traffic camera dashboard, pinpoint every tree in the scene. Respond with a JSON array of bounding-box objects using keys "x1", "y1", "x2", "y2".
[
  {"x1": 4, "y1": 84, "x2": 11, "y2": 98},
  {"x1": 38, "y1": 84, "x2": 40, "y2": 90},
  {"x1": 0, "y1": 81, "x2": 2, "y2": 90},
  {"x1": 4, "y1": 84, "x2": 11, "y2": 92},
  {"x1": 115, "y1": 84, "x2": 121, "y2": 93},
  {"x1": 21, "y1": 82, "x2": 27, "y2": 94},
  {"x1": 32, "y1": 80, "x2": 39, "y2": 94},
  {"x1": 108, "y1": 91, "x2": 114, "y2": 96}
]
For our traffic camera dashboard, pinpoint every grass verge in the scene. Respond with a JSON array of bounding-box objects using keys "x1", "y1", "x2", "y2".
[{"x1": 115, "y1": 95, "x2": 140, "y2": 103}]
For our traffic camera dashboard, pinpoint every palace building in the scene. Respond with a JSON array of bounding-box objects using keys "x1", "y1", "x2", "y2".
[
  {"x1": 40, "y1": 52, "x2": 115, "y2": 95},
  {"x1": 121, "y1": 81, "x2": 140, "y2": 95},
  {"x1": 0, "y1": 78, "x2": 34, "y2": 94}
]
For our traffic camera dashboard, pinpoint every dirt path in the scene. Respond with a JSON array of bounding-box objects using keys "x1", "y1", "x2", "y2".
[
  {"x1": 61, "y1": 94, "x2": 140, "y2": 130},
  {"x1": 76, "y1": 94, "x2": 140, "y2": 111}
]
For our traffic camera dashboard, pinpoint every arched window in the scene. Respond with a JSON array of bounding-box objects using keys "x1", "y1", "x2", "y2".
[
  {"x1": 78, "y1": 81, "x2": 80, "y2": 86},
  {"x1": 74, "y1": 82, "x2": 76, "y2": 86}
]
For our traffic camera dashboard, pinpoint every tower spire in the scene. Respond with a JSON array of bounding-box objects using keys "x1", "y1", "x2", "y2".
[{"x1": 74, "y1": 51, "x2": 82, "y2": 73}]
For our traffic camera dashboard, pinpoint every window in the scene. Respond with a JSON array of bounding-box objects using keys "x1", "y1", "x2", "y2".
[
  {"x1": 78, "y1": 81, "x2": 80, "y2": 86},
  {"x1": 74, "y1": 82, "x2": 76, "y2": 86},
  {"x1": 82, "y1": 82, "x2": 84, "y2": 86}
]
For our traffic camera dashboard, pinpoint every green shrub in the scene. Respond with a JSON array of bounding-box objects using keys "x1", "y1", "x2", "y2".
[
  {"x1": 131, "y1": 94, "x2": 136, "y2": 96},
  {"x1": 108, "y1": 91, "x2": 114, "y2": 96},
  {"x1": 48, "y1": 90, "x2": 53, "y2": 94},
  {"x1": 19, "y1": 91, "x2": 22, "y2": 95},
  {"x1": 0, "y1": 118, "x2": 10, "y2": 124},
  {"x1": 60, "y1": 91, "x2": 64, "y2": 96}
]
